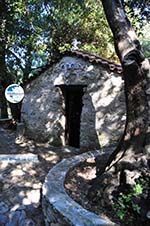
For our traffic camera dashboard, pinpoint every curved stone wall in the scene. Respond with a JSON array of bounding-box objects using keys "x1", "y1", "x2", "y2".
[{"x1": 42, "y1": 149, "x2": 117, "y2": 226}]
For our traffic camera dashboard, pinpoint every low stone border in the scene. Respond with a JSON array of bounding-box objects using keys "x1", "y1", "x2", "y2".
[
  {"x1": 0, "y1": 118, "x2": 12, "y2": 124},
  {"x1": 0, "y1": 154, "x2": 39, "y2": 163},
  {"x1": 42, "y1": 149, "x2": 117, "y2": 226}
]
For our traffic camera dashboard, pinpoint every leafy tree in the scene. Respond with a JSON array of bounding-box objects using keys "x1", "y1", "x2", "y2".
[
  {"x1": 42, "y1": 0, "x2": 116, "y2": 60},
  {"x1": 2, "y1": 0, "x2": 116, "y2": 86},
  {"x1": 0, "y1": 0, "x2": 50, "y2": 119},
  {"x1": 6, "y1": 0, "x2": 49, "y2": 84},
  {"x1": 0, "y1": 0, "x2": 12, "y2": 118}
]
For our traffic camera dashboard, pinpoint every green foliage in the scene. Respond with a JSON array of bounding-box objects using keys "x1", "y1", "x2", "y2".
[
  {"x1": 124, "y1": 0, "x2": 150, "y2": 27},
  {"x1": 4, "y1": 0, "x2": 49, "y2": 83},
  {"x1": 4, "y1": 0, "x2": 118, "y2": 84},
  {"x1": 133, "y1": 183, "x2": 143, "y2": 195},
  {"x1": 113, "y1": 176, "x2": 149, "y2": 225},
  {"x1": 1, "y1": 0, "x2": 149, "y2": 85},
  {"x1": 114, "y1": 192, "x2": 139, "y2": 223},
  {"x1": 140, "y1": 23, "x2": 150, "y2": 58},
  {"x1": 44, "y1": 0, "x2": 116, "y2": 60},
  {"x1": 0, "y1": 0, "x2": 116, "y2": 85}
]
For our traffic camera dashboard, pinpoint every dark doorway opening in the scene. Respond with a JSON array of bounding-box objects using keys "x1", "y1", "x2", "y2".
[{"x1": 58, "y1": 85, "x2": 86, "y2": 148}]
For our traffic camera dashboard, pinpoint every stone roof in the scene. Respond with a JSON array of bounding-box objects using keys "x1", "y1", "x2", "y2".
[{"x1": 68, "y1": 49, "x2": 123, "y2": 74}]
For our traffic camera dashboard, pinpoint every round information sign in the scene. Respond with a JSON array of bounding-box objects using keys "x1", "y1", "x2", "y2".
[{"x1": 5, "y1": 84, "x2": 24, "y2": 103}]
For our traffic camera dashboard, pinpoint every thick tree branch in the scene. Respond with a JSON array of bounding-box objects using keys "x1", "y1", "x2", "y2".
[
  {"x1": 6, "y1": 48, "x2": 25, "y2": 72},
  {"x1": 101, "y1": 0, "x2": 144, "y2": 63}
]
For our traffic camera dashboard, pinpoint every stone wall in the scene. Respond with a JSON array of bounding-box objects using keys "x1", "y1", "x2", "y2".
[
  {"x1": 42, "y1": 149, "x2": 116, "y2": 226},
  {"x1": 22, "y1": 56, "x2": 126, "y2": 149}
]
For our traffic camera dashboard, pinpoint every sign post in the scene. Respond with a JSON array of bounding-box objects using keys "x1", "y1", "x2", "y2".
[{"x1": 5, "y1": 84, "x2": 24, "y2": 104}]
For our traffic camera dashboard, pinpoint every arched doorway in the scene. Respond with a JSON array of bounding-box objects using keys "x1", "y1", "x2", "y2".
[{"x1": 58, "y1": 85, "x2": 86, "y2": 148}]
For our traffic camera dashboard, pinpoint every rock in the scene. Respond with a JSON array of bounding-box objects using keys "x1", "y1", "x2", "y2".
[
  {"x1": 8, "y1": 210, "x2": 26, "y2": 226},
  {"x1": 24, "y1": 204, "x2": 41, "y2": 217},
  {"x1": 0, "y1": 202, "x2": 9, "y2": 214},
  {"x1": 26, "y1": 189, "x2": 41, "y2": 206},
  {"x1": 22, "y1": 204, "x2": 35, "y2": 214},
  {"x1": 15, "y1": 122, "x2": 25, "y2": 144},
  {"x1": 124, "y1": 170, "x2": 141, "y2": 185},
  {"x1": 24, "y1": 219, "x2": 35, "y2": 226},
  {"x1": 0, "y1": 214, "x2": 9, "y2": 225}
]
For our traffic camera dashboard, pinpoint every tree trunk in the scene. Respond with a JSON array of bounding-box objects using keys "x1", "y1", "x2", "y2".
[
  {"x1": 9, "y1": 102, "x2": 22, "y2": 122},
  {"x1": 0, "y1": 92, "x2": 8, "y2": 118},
  {"x1": 0, "y1": 0, "x2": 8, "y2": 118},
  {"x1": 96, "y1": 0, "x2": 150, "y2": 173},
  {"x1": 90, "y1": 0, "x2": 150, "y2": 224}
]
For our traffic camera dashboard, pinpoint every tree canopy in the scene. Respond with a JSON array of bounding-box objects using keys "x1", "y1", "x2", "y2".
[{"x1": 0, "y1": 0, "x2": 149, "y2": 85}]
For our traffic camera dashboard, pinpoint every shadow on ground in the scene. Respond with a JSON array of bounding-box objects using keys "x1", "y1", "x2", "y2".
[{"x1": 0, "y1": 125, "x2": 80, "y2": 225}]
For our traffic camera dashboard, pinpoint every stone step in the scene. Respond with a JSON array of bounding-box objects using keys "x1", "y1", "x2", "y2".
[{"x1": 0, "y1": 154, "x2": 39, "y2": 163}]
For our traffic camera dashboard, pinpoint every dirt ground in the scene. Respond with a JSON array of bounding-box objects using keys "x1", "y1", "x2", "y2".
[
  {"x1": 0, "y1": 124, "x2": 79, "y2": 225},
  {"x1": 65, "y1": 163, "x2": 117, "y2": 224}
]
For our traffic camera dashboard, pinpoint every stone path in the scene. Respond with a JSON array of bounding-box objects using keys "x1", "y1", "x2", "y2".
[{"x1": 0, "y1": 126, "x2": 79, "y2": 225}]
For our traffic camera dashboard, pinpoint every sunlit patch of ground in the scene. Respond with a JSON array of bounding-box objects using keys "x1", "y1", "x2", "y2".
[{"x1": 0, "y1": 126, "x2": 79, "y2": 224}]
